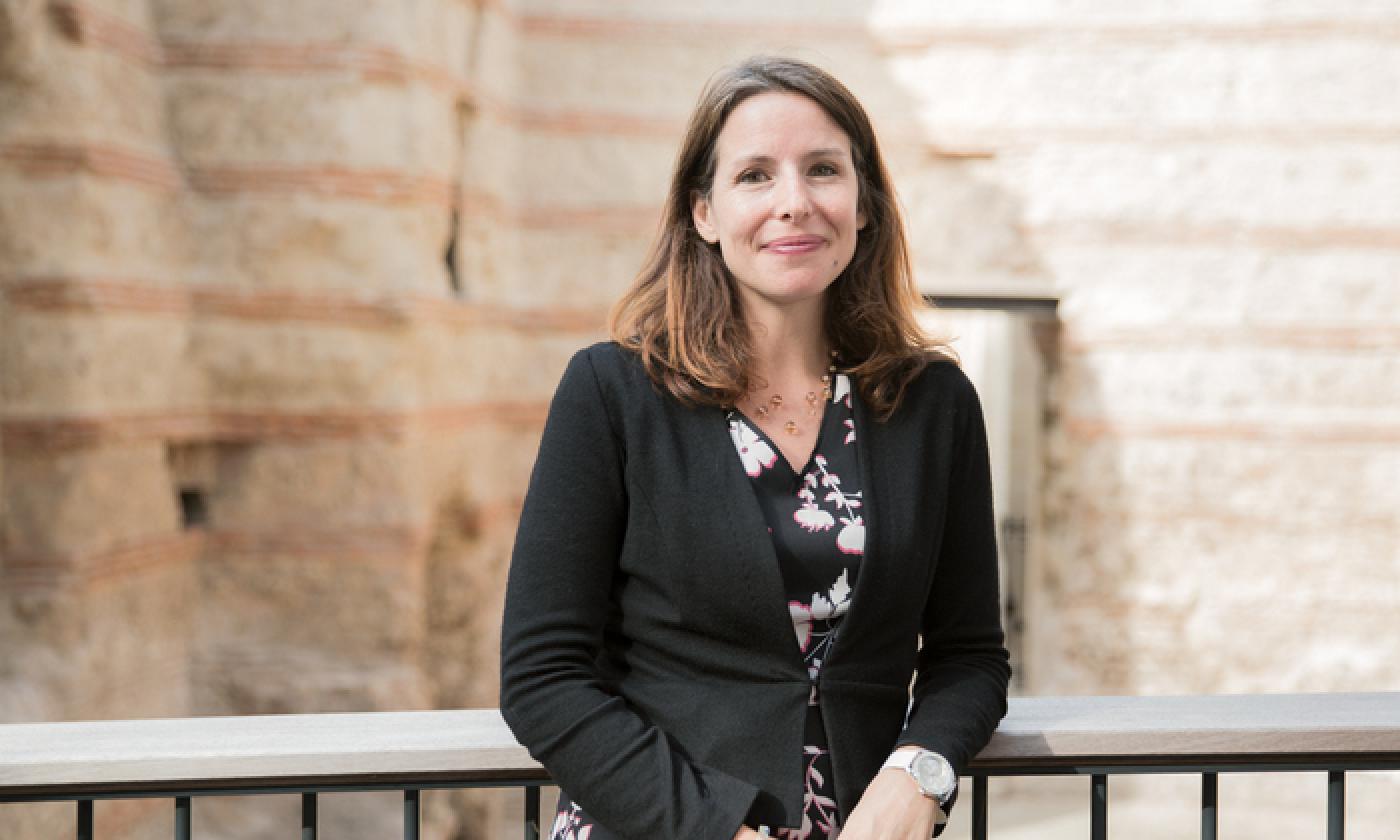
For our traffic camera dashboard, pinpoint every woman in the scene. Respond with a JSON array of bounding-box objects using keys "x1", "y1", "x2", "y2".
[{"x1": 500, "y1": 56, "x2": 1010, "y2": 840}]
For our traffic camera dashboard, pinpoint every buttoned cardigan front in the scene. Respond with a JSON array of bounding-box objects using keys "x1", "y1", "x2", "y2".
[{"x1": 499, "y1": 342, "x2": 1010, "y2": 840}]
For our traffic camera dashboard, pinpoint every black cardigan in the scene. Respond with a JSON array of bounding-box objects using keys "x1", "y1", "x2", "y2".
[{"x1": 499, "y1": 342, "x2": 1009, "y2": 840}]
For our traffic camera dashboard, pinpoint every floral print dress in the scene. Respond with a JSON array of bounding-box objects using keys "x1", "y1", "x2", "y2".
[{"x1": 549, "y1": 375, "x2": 862, "y2": 840}]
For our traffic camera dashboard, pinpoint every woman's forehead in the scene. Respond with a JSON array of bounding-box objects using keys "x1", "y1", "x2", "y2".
[{"x1": 714, "y1": 92, "x2": 853, "y2": 164}]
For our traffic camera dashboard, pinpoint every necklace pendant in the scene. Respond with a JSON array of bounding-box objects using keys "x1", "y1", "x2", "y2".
[
  {"x1": 755, "y1": 405, "x2": 769, "y2": 418},
  {"x1": 769, "y1": 394, "x2": 783, "y2": 409},
  {"x1": 784, "y1": 420, "x2": 799, "y2": 436}
]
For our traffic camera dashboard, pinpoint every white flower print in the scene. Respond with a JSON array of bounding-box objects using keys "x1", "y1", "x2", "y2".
[
  {"x1": 728, "y1": 416, "x2": 778, "y2": 477},
  {"x1": 836, "y1": 518, "x2": 865, "y2": 555},
  {"x1": 794, "y1": 505, "x2": 835, "y2": 532},
  {"x1": 550, "y1": 803, "x2": 593, "y2": 840},
  {"x1": 833, "y1": 374, "x2": 851, "y2": 407},
  {"x1": 789, "y1": 569, "x2": 853, "y2": 656},
  {"x1": 800, "y1": 456, "x2": 864, "y2": 557}
]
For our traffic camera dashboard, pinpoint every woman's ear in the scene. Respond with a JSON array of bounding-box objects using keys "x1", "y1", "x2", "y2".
[{"x1": 691, "y1": 192, "x2": 719, "y2": 244}]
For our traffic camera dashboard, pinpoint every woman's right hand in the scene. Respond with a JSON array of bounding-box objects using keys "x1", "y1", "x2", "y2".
[{"x1": 732, "y1": 827, "x2": 767, "y2": 840}]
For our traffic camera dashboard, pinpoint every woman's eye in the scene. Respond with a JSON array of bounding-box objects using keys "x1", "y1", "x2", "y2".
[
  {"x1": 811, "y1": 162, "x2": 838, "y2": 176},
  {"x1": 737, "y1": 169, "x2": 767, "y2": 184}
]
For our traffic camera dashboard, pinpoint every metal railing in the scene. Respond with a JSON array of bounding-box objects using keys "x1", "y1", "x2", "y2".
[{"x1": 1, "y1": 692, "x2": 1396, "y2": 839}]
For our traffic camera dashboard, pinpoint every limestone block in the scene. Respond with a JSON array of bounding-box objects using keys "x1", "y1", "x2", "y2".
[
  {"x1": 884, "y1": 40, "x2": 1400, "y2": 135},
  {"x1": 3, "y1": 442, "x2": 181, "y2": 559},
  {"x1": 193, "y1": 553, "x2": 431, "y2": 708},
  {"x1": 0, "y1": 175, "x2": 191, "y2": 279},
  {"x1": 183, "y1": 195, "x2": 450, "y2": 296},
  {"x1": 203, "y1": 438, "x2": 428, "y2": 530},
  {"x1": 514, "y1": 0, "x2": 871, "y2": 22},
  {"x1": 0, "y1": 26, "x2": 166, "y2": 149},
  {"x1": 458, "y1": 216, "x2": 649, "y2": 308},
  {"x1": 0, "y1": 0, "x2": 48, "y2": 81},
  {"x1": 71, "y1": 560, "x2": 195, "y2": 719},
  {"x1": 165, "y1": 75, "x2": 458, "y2": 174},
  {"x1": 1048, "y1": 247, "x2": 1400, "y2": 327},
  {"x1": 1032, "y1": 510, "x2": 1398, "y2": 696},
  {"x1": 73, "y1": 0, "x2": 152, "y2": 25},
  {"x1": 433, "y1": 323, "x2": 603, "y2": 403},
  {"x1": 3, "y1": 310, "x2": 195, "y2": 414},
  {"x1": 893, "y1": 156, "x2": 1050, "y2": 291},
  {"x1": 189, "y1": 318, "x2": 418, "y2": 412},
  {"x1": 440, "y1": 421, "x2": 548, "y2": 506},
  {"x1": 505, "y1": 130, "x2": 672, "y2": 209},
  {"x1": 152, "y1": 0, "x2": 473, "y2": 68},
  {"x1": 513, "y1": 33, "x2": 876, "y2": 116},
  {"x1": 1000, "y1": 141, "x2": 1400, "y2": 228},
  {"x1": 425, "y1": 514, "x2": 515, "y2": 709},
  {"x1": 1057, "y1": 345, "x2": 1400, "y2": 421},
  {"x1": 1044, "y1": 512, "x2": 1397, "y2": 612},
  {"x1": 1045, "y1": 433, "x2": 1400, "y2": 532},
  {"x1": 866, "y1": 0, "x2": 1400, "y2": 27},
  {"x1": 459, "y1": 110, "x2": 522, "y2": 207},
  {"x1": 472, "y1": 3, "x2": 525, "y2": 100}
]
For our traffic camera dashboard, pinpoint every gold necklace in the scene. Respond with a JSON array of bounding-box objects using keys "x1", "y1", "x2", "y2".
[{"x1": 748, "y1": 360, "x2": 837, "y2": 436}]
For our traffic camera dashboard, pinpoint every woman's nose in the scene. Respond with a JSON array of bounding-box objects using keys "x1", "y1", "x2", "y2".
[{"x1": 775, "y1": 175, "x2": 813, "y2": 221}]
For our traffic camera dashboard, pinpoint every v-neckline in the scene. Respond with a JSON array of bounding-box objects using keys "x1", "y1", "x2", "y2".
[{"x1": 730, "y1": 391, "x2": 835, "y2": 479}]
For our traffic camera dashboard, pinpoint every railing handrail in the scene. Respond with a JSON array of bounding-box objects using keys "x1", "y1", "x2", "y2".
[{"x1": 2, "y1": 692, "x2": 1397, "y2": 799}]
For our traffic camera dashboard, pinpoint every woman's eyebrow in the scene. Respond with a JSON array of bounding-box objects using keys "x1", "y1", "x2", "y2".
[{"x1": 731, "y1": 148, "x2": 847, "y2": 168}]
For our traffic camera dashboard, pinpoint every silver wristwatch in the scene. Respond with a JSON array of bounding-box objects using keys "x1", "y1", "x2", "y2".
[{"x1": 881, "y1": 749, "x2": 957, "y2": 805}]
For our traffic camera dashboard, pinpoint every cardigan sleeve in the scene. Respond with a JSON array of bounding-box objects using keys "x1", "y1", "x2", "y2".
[
  {"x1": 894, "y1": 370, "x2": 1012, "y2": 779},
  {"x1": 499, "y1": 347, "x2": 761, "y2": 840}
]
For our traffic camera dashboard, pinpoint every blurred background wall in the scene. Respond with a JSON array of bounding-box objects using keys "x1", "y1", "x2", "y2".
[{"x1": 1, "y1": 1, "x2": 1396, "y2": 838}]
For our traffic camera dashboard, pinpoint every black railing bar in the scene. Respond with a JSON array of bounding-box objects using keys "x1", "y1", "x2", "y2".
[
  {"x1": 971, "y1": 774, "x2": 988, "y2": 840},
  {"x1": 176, "y1": 795, "x2": 191, "y2": 840},
  {"x1": 76, "y1": 799, "x2": 93, "y2": 840},
  {"x1": 1090, "y1": 774, "x2": 1107, "y2": 840},
  {"x1": 404, "y1": 789, "x2": 420, "y2": 840},
  {"x1": 963, "y1": 760, "x2": 1400, "y2": 776},
  {"x1": 525, "y1": 785, "x2": 540, "y2": 840},
  {"x1": 302, "y1": 791, "x2": 317, "y2": 840},
  {"x1": 1328, "y1": 771, "x2": 1345, "y2": 840},
  {"x1": 5, "y1": 761, "x2": 1395, "y2": 804},
  {"x1": 971, "y1": 751, "x2": 1400, "y2": 769},
  {"x1": 1200, "y1": 772, "x2": 1216, "y2": 840},
  {"x1": 1, "y1": 779, "x2": 551, "y2": 804}
]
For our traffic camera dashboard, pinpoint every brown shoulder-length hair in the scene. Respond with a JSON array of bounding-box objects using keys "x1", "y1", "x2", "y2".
[{"x1": 608, "y1": 55, "x2": 955, "y2": 420}]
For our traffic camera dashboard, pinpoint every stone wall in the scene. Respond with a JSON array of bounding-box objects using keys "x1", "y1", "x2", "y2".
[{"x1": 2, "y1": 1, "x2": 1396, "y2": 838}]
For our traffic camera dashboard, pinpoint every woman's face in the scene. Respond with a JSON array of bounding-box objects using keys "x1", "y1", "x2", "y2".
[{"x1": 691, "y1": 92, "x2": 866, "y2": 314}]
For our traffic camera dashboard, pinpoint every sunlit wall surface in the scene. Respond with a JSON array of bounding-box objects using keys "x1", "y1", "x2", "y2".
[{"x1": 2, "y1": 1, "x2": 1396, "y2": 838}]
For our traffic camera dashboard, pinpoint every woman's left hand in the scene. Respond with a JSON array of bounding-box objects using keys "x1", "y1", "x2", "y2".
[{"x1": 839, "y1": 764, "x2": 943, "y2": 840}]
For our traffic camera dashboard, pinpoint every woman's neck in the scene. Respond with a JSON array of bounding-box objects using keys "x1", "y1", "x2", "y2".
[{"x1": 744, "y1": 299, "x2": 830, "y2": 386}]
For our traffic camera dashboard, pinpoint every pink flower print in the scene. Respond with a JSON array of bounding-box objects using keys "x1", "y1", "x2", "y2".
[
  {"x1": 773, "y1": 746, "x2": 841, "y2": 840},
  {"x1": 728, "y1": 418, "x2": 777, "y2": 477},
  {"x1": 843, "y1": 417, "x2": 855, "y2": 445},
  {"x1": 836, "y1": 516, "x2": 865, "y2": 554},
  {"x1": 794, "y1": 503, "x2": 835, "y2": 532}
]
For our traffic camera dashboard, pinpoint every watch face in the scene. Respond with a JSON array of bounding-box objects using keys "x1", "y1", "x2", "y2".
[{"x1": 912, "y1": 752, "x2": 954, "y2": 796}]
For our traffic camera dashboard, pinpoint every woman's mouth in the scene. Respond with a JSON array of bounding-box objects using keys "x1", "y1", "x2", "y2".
[{"x1": 763, "y1": 236, "x2": 825, "y2": 255}]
